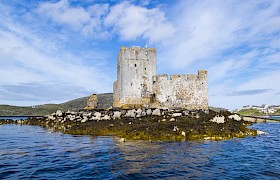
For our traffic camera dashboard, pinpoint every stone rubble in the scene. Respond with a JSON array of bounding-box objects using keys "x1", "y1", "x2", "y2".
[{"x1": 41, "y1": 108, "x2": 219, "y2": 124}]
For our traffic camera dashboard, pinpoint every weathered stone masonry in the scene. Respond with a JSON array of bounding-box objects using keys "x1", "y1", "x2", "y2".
[{"x1": 113, "y1": 46, "x2": 208, "y2": 110}]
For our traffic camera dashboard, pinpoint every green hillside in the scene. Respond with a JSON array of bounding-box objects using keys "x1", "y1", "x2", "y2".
[
  {"x1": 0, "y1": 93, "x2": 113, "y2": 116},
  {"x1": 237, "y1": 108, "x2": 280, "y2": 116}
]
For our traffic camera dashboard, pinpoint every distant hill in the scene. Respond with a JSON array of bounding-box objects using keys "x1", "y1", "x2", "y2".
[
  {"x1": 0, "y1": 93, "x2": 113, "y2": 116},
  {"x1": 209, "y1": 106, "x2": 227, "y2": 112}
]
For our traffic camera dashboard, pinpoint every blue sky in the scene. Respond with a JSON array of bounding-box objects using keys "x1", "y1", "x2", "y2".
[{"x1": 0, "y1": 0, "x2": 279, "y2": 109}]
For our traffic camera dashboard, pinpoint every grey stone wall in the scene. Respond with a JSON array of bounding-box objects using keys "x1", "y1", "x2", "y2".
[
  {"x1": 113, "y1": 46, "x2": 156, "y2": 108},
  {"x1": 152, "y1": 71, "x2": 208, "y2": 109},
  {"x1": 113, "y1": 46, "x2": 208, "y2": 110}
]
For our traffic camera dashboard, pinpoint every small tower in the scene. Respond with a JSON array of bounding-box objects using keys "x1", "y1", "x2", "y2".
[{"x1": 113, "y1": 46, "x2": 156, "y2": 108}]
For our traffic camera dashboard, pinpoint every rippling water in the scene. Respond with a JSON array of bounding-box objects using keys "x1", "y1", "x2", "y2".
[
  {"x1": 0, "y1": 116, "x2": 30, "y2": 120},
  {"x1": 0, "y1": 123, "x2": 279, "y2": 179},
  {"x1": 270, "y1": 116, "x2": 280, "y2": 120}
]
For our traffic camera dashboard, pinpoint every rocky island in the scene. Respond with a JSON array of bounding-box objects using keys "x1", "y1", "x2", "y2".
[{"x1": 0, "y1": 108, "x2": 257, "y2": 142}]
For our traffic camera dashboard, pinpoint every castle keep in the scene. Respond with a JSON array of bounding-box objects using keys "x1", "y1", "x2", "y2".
[{"x1": 113, "y1": 46, "x2": 208, "y2": 110}]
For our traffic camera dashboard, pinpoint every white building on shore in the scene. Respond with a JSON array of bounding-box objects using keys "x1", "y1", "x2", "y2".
[{"x1": 240, "y1": 104, "x2": 280, "y2": 114}]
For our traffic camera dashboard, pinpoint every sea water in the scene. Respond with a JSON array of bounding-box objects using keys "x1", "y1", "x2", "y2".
[
  {"x1": 0, "y1": 116, "x2": 30, "y2": 120},
  {"x1": 270, "y1": 116, "x2": 280, "y2": 120},
  {"x1": 0, "y1": 122, "x2": 279, "y2": 179}
]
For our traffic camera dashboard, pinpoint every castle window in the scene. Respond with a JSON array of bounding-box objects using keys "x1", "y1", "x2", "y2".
[
  {"x1": 131, "y1": 83, "x2": 133, "y2": 86},
  {"x1": 145, "y1": 51, "x2": 148, "y2": 56},
  {"x1": 135, "y1": 64, "x2": 137, "y2": 67},
  {"x1": 144, "y1": 67, "x2": 146, "y2": 70}
]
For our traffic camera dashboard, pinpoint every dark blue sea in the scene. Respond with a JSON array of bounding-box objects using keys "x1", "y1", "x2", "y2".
[{"x1": 0, "y1": 120, "x2": 279, "y2": 179}]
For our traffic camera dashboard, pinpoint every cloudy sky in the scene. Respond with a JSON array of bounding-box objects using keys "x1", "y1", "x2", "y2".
[{"x1": 0, "y1": 0, "x2": 279, "y2": 109}]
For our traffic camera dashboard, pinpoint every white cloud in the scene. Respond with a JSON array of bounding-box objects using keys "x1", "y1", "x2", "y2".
[
  {"x1": 158, "y1": 0, "x2": 280, "y2": 69},
  {"x1": 36, "y1": 0, "x2": 110, "y2": 37},
  {"x1": 37, "y1": 0, "x2": 175, "y2": 42},
  {"x1": 104, "y1": 1, "x2": 175, "y2": 42},
  {"x1": 0, "y1": 1, "x2": 114, "y2": 105}
]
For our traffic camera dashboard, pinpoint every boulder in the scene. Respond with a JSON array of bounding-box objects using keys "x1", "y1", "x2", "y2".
[
  {"x1": 141, "y1": 110, "x2": 147, "y2": 116},
  {"x1": 183, "y1": 111, "x2": 189, "y2": 116},
  {"x1": 93, "y1": 112, "x2": 101, "y2": 120},
  {"x1": 172, "y1": 113, "x2": 182, "y2": 117},
  {"x1": 228, "y1": 114, "x2": 241, "y2": 121},
  {"x1": 102, "y1": 115, "x2": 110, "y2": 120},
  {"x1": 173, "y1": 126, "x2": 179, "y2": 132},
  {"x1": 119, "y1": 138, "x2": 126, "y2": 142},
  {"x1": 47, "y1": 115, "x2": 56, "y2": 121},
  {"x1": 136, "y1": 109, "x2": 142, "y2": 118},
  {"x1": 146, "y1": 109, "x2": 152, "y2": 116},
  {"x1": 56, "y1": 110, "x2": 63, "y2": 117},
  {"x1": 68, "y1": 115, "x2": 76, "y2": 121},
  {"x1": 257, "y1": 130, "x2": 268, "y2": 135},
  {"x1": 83, "y1": 112, "x2": 92, "y2": 118},
  {"x1": 125, "y1": 109, "x2": 136, "y2": 118},
  {"x1": 75, "y1": 116, "x2": 82, "y2": 121},
  {"x1": 81, "y1": 117, "x2": 88, "y2": 123},
  {"x1": 210, "y1": 115, "x2": 225, "y2": 124},
  {"x1": 152, "y1": 109, "x2": 161, "y2": 116},
  {"x1": 113, "y1": 111, "x2": 122, "y2": 120},
  {"x1": 66, "y1": 110, "x2": 72, "y2": 114},
  {"x1": 169, "y1": 118, "x2": 175, "y2": 122}
]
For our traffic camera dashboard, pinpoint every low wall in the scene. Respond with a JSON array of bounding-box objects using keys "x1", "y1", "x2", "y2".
[{"x1": 243, "y1": 116, "x2": 279, "y2": 123}]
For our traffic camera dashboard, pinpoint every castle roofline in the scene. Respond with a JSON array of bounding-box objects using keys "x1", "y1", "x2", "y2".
[{"x1": 120, "y1": 46, "x2": 156, "y2": 51}]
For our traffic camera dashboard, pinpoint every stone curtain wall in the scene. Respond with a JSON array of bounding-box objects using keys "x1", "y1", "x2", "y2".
[{"x1": 152, "y1": 71, "x2": 208, "y2": 109}]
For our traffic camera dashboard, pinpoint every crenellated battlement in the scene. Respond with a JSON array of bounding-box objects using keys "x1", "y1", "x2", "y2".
[
  {"x1": 113, "y1": 46, "x2": 208, "y2": 110},
  {"x1": 153, "y1": 71, "x2": 207, "y2": 82}
]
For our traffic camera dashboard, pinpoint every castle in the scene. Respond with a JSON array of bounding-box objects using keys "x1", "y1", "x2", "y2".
[{"x1": 113, "y1": 46, "x2": 208, "y2": 110}]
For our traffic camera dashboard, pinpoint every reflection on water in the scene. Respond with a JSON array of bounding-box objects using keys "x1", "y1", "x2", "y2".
[{"x1": 0, "y1": 123, "x2": 279, "y2": 179}]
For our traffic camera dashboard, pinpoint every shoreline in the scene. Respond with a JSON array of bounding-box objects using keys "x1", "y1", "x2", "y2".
[{"x1": 242, "y1": 116, "x2": 280, "y2": 123}]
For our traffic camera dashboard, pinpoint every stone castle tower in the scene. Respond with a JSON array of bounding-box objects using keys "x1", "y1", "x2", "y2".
[{"x1": 113, "y1": 46, "x2": 208, "y2": 110}]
